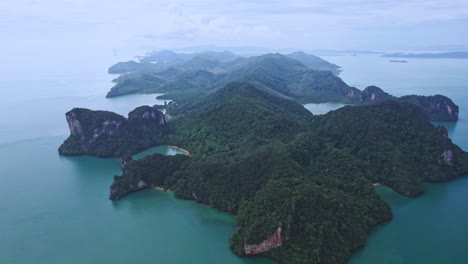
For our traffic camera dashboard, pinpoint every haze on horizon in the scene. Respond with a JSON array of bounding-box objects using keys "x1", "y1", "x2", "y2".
[{"x1": 1, "y1": 0, "x2": 468, "y2": 76}]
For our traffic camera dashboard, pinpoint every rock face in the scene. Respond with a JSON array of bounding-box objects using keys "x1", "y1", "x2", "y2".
[
  {"x1": 357, "y1": 86, "x2": 458, "y2": 122},
  {"x1": 128, "y1": 106, "x2": 166, "y2": 124},
  {"x1": 441, "y1": 149, "x2": 455, "y2": 166},
  {"x1": 61, "y1": 108, "x2": 126, "y2": 153},
  {"x1": 59, "y1": 106, "x2": 168, "y2": 157},
  {"x1": 398, "y1": 95, "x2": 459, "y2": 121},
  {"x1": 360, "y1": 86, "x2": 394, "y2": 103},
  {"x1": 244, "y1": 227, "x2": 282, "y2": 255}
]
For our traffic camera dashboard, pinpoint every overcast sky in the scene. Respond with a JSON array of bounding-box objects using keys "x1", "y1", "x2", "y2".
[{"x1": 2, "y1": 0, "x2": 468, "y2": 59}]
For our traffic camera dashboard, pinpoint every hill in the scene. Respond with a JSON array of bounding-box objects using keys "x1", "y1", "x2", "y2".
[
  {"x1": 286, "y1": 51, "x2": 341, "y2": 74},
  {"x1": 107, "y1": 53, "x2": 359, "y2": 103},
  {"x1": 58, "y1": 106, "x2": 169, "y2": 157},
  {"x1": 106, "y1": 52, "x2": 459, "y2": 121},
  {"x1": 60, "y1": 81, "x2": 468, "y2": 264}
]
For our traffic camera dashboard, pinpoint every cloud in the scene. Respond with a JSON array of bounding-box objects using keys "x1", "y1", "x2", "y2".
[{"x1": 0, "y1": 0, "x2": 467, "y2": 52}]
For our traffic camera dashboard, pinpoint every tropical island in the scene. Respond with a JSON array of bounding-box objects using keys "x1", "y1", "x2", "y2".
[
  {"x1": 383, "y1": 51, "x2": 468, "y2": 59},
  {"x1": 106, "y1": 51, "x2": 459, "y2": 122},
  {"x1": 59, "y1": 76, "x2": 468, "y2": 263}
]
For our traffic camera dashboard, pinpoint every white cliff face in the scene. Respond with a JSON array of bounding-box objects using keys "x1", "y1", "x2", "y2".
[
  {"x1": 141, "y1": 109, "x2": 166, "y2": 125},
  {"x1": 91, "y1": 120, "x2": 122, "y2": 142},
  {"x1": 442, "y1": 150, "x2": 455, "y2": 166},
  {"x1": 66, "y1": 112, "x2": 83, "y2": 137},
  {"x1": 244, "y1": 227, "x2": 283, "y2": 255},
  {"x1": 66, "y1": 112, "x2": 123, "y2": 143}
]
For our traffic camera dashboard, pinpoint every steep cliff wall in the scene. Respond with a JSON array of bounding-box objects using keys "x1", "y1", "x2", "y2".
[
  {"x1": 59, "y1": 106, "x2": 169, "y2": 157},
  {"x1": 398, "y1": 95, "x2": 459, "y2": 121}
]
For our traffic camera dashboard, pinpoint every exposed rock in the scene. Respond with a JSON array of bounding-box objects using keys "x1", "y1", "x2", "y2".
[
  {"x1": 109, "y1": 175, "x2": 123, "y2": 199},
  {"x1": 66, "y1": 112, "x2": 83, "y2": 137},
  {"x1": 121, "y1": 155, "x2": 133, "y2": 168},
  {"x1": 244, "y1": 227, "x2": 282, "y2": 255},
  {"x1": 59, "y1": 106, "x2": 167, "y2": 157},
  {"x1": 398, "y1": 95, "x2": 459, "y2": 122},
  {"x1": 359, "y1": 86, "x2": 394, "y2": 103},
  {"x1": 355, "y1": 86, "x2": 459, "y2": 122},
  {"x1": 441, "y1": 149, "x2": 455, "y2": 166},
  {"x1": 137, "y1": 180, "x2": 147, "y2": 188},
  {"x1": 128, "y1": 106, "x2": 166, "y2": 125}
]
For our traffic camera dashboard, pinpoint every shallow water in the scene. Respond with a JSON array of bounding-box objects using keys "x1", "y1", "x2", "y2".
[{"x1": 303, "y1": 102, "x2": 347, "y2": 115}]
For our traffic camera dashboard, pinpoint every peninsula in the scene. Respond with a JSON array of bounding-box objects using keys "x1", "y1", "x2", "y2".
[
  {"x1": 106, "y1": 51, "x2": 459, "y2": 122},
  {"x1": 59, "y1": 81, "x2": 468, "y2": 264}
]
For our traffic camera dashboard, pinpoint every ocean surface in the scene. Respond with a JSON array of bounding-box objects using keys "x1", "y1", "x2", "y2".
[
  {"x1": 0, "y1": 52, "x2": 467, "y2": 264},
  {"x1": 320, "y1": 54, "x2": 468, "y2": 264},
  {"x1": 0, "y1": 52, "x2": 274, "y2": 264}
]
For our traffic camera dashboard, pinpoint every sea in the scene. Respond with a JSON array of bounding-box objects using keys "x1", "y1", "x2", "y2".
[{"x1": 0, "y1": 51, "x2": 466, "y2": 264}]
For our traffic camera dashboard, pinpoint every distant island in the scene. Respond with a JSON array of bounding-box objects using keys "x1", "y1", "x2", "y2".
[
  {"x1": 389, "y1": 60, "x2": 408, "y2": 63},
  {"x1": 383, "y1": 51, "x2": 468, "y2": 59},
  {"x1": 59, "y1": 81, "x2": 468, "y2": 264},
  {"x1": 106, "y1": 50, "x2": 459, "y2": 122}
]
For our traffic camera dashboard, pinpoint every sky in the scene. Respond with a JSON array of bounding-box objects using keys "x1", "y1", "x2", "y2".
[{"x1": 1, "y1": 0, "x2": 468, "y2": 69}]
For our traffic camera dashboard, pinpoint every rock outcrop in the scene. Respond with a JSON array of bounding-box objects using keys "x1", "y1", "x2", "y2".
[
  {"x1": 398, "y1": 95, "x2": 459, "y2": 122},
  {"x1": 244, "y1": 227, "x2": 282, "y2": 255},
  {"x1": 59, "y1": 106, "x2": 168, "y2": 157},
  {"x1": 128, "y1": 106, "x2": 166, "y2": 124},
  {"x1": 357, "y1": 86, "x2": 458, "y2": 122},
  {"x1": 441, "y1": 149, "x2": 455, "y2": 166},
  {"x1": 360, "y1": 86, "x2": 394, "y2": 103}
]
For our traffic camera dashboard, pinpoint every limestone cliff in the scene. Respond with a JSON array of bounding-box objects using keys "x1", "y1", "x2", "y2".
[
  {"x1": 244, "y1": 227, "x2": 282, "y2": 255},
  {"x1": 59, "y1": 106, "x2": 169, "y2": 157},
  {"x1": 357, "y1": 86, "x2": 458, "y2": 122},
  {"x1": 398, "y1": 95, "x2": 459, "y2": 122},
  {"x1": 360, "y1": 86, "x2": 394, "y2": 103}
]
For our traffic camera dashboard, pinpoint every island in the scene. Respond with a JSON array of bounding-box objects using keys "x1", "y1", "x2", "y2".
[
  {"x1": 383, "y1": 51, "x2": 468, "y2": 59},
  {"x1": 389, "y1": 60, "x2": 408, "y2": 63},
  {"x1": 59, "y1": 81, "x2": 468, "y2": 264},
  {"x1": 58, "y1": 106, "x2": 169, "y2": 157},
  {"x1": 106, "y1": 51, "x2": 459, "y2": 122}
]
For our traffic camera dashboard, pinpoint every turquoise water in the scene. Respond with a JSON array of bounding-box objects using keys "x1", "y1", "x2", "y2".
[
  {"x1": 0, "y1": 62, "x2": 274, "y2": 264},
  {"x1": 0, "y1": 53, "x2": 467, "y2": 264},
  {"x1": 303, "y1": 102, "x2": 347, "y2": 115},
  {"x1": 132, "y1": 145, "x2": 185, "y2": 160},
  {"x1": 320, "y1": 54, "x2": 468, "y2": 264}
]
